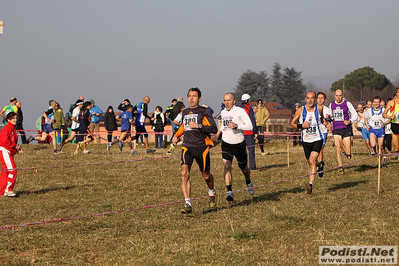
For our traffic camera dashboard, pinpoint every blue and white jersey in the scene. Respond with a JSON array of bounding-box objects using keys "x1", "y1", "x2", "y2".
[
  {"x1": 44, "y1": 107, "x2": 54, "y2": 125},
  {"x1": 299, "y1": 105, "x2": 323, "y2": 143},
  {"x1": 366, "y1": 107, "x2": 385, "y2": 130},
  {"x1": 135, "y1": 102, "x2": 146, "y2": 127}
]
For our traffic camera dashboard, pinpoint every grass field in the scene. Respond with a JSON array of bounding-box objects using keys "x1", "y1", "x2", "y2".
[{"x1": 0, "y1": 139, "x2": 398, "y2": 265}]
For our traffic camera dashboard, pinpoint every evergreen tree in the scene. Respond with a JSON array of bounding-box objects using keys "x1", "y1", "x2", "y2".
[
  {"x1": 234, "y1": 70, "x2": 269, "y2": 101},
  {"x1": 281, "y1": 67, "x2": 306, "y2": 109},
  {"x1": 269, "y1": 62, "x2": 283, "y2": 102}
]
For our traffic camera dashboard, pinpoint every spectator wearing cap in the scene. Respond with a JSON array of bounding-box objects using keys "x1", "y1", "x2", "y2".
[
  {"x1": 0, "y1": 97, "x2": 18, "y2": 126},
  {"x1": 239, "y1": 93, "x2": 258, "y2": 170},
  {"x1": 292, "y1": 103, "x2": 301, "y2": 146},
  {"x1": 118, "y1": 99, "x2": 131, "y2": 112},
  {"x1": 89, "y1": 99, "x2": 103, "y2": 144}
]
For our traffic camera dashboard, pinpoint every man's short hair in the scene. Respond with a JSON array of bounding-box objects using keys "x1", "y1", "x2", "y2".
[
  {"x1": 83, "y1": 101, "x2": 92, "y2": 108},
  {"x1": 373, "y1": 96, "x2": 381, "y2": 102},
  {"x1": 317, "y1": 92, "x2": 326, "y2": 99},
  {"x1": 188, "y1": 87, "x2": 201, "y2": 98}
]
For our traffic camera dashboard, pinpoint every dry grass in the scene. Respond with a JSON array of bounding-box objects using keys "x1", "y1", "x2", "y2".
[{"x1": 0, "y1": 139, "x2": 398, "y2": 265}]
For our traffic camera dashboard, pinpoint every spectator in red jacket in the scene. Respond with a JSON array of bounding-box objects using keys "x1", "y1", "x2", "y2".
[{"x1": 0, "y1": 112, "x2": 23, "y2": 197}]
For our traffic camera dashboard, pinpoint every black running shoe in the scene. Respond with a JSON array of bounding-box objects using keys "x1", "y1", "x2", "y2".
[
  {"x1": 305, "y1": 183, "x2": 313, "y2": 194},
  {"x1": 318, "y1": 161, "x2": 324, "y2": 178}
]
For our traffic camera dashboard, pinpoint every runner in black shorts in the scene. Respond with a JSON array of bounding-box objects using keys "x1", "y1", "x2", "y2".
[
  {"x1": 291, "y1": 91, "x2": 325, "y2": 194},
  {"x1": 173, "y1": 87, "x2": 218, "y2": 214},
  {"x1": 215, "y1": 92, "x2": 254, "y2": 201},
  {"x1": 74, "y1": 101, "x2": 94, "y2": 155}
]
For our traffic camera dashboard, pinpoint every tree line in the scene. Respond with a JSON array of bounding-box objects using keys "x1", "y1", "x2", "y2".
[
  {"x1": 234, "y1": 63, "x2": 306, "y2": 109},
  {"x1": 234, "y1": 64, "x2": 397, "y2": 109}
]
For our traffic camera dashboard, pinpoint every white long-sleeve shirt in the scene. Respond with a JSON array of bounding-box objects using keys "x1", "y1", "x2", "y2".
[{"x1": 219, "y1": 105, "x2": 253, "y2": 144}]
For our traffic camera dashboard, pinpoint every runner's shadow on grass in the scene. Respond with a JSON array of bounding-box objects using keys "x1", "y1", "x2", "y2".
[
  {"x1": 258, "y1": 163, "x2": 294, "y2": 171},
  {"x1": 18, "y1": 184, "x2": 94, "y2": 195},
  {"x1": 33, "y1": 146, "x2": 48, "y2": 150},
  {"x1": 328, "y1": 180, "x2": 368, "y2": 192},
  {"x1": 354, "y1": 164, "x2": 378, "y2": 172},
  {"x1": 204, "y1": 186, "x2": 305, "y2": 214}
]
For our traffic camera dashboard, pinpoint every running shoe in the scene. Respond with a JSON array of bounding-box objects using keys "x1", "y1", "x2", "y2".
[
  {"x1": 146, "y1": 149, "x2": 156, "y2": 154},
  {"x1": 107, "y1": 143, "x2": 111, "y2": 151},
  {"x1": 170, "y1": 144, "x2": 175, "y2": 150},
  {"x1": 347, "y1": 154, "x2": 352, "y2": 160},
  {"x1": 83, "y1": 150, "x2": 91, "y2": 154},
  {"x1": 371, "y1": 151, "x2": 376, "y2": 156},
  {"x1": 74, "y1": 150, "x2": 79, "y2": 155},
  {"x1": 26, "y1": 136, "x2": 33, "y2": 144},
  {"x1": 54, "y1": 150, "x2": 62, "y2": 155},
  {"x1": 261, "y1": 151, "x2": 270, "y2": 156},
  {"x1": 3, "y1": 191, "x2": 16, "y2": 197},
  {"x1": 79, "y1": 142, "x2": 83, "y2": 150},
  {"x1": 209, "y1": 196, "x2": 217, "y2": 210},
  {"x1": 131, "y1": 150, "x2": 138, "y2": 154},
  {"x1": 339, "y1": 167, "x2": 344, "y2": 175},
  {"x1": 180, "y1": 203, "x2": 192, "y2": 214},
  {"x1": 226, "y1": 191, "x2": 234, "y2": 201},
  {"x1": 119, "y1": 141, "x2": 124, "y2": 151},
  {"x1": 166, "y1": 151, "x2": 172, "y2": 155},
  {"x1": 247, "y1": 182, "x2": 255, "y2": 195},
  {"x1": 305, "y1": 183, "x2": 313, "y2": 194},
  {"x1": 318, "y1": 161, "x2": 324, "y2": 178}
]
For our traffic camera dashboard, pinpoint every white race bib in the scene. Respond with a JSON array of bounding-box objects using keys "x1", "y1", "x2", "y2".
[
  {"x1": 221, "y1": 116, "x2": 233, "y2": 131},
  {"x1": 333, "y1": 109, "x2": 344, "y2": 121},
  {"x1": 183, "y1": 114, "x2": 199, "y2": 131}
]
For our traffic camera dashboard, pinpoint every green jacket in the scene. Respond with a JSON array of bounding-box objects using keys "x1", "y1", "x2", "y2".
[
  {"x1": 256, "y1": 106, "x2": 270, "y2": 127},
  {"x1": 53, "y1": 108, "x2": 65, "y2": 130}
]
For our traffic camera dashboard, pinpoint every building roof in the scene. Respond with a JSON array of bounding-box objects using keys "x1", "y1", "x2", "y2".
[{"x1": 263, "y1": 102, "x2": 292, "y2": 117}]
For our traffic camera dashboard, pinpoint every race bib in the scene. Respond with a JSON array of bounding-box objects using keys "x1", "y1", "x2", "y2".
[
  {"x1": 304, "y1": 123, "x2": 318, "y2": 138},
  {"x1": 183, "y1": 114, "x2": 199, "y2": 131},
  {"x1": 395, "y1": 112, "x2": 399, "y2": 121},
  {"x1": 333, "y1": 109, "x2": 344, "y2": 121},
  {"x1": 372, "y1": 120, "x2": 382, "y2": 129},
  {"x1": 221, "y1": 116, "x2": 233, "y2": 131}
]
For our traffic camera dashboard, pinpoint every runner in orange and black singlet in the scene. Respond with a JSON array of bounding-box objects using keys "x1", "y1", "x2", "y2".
[{"x1": 173, "y1": 87, "x2": 218, "y2": 214}]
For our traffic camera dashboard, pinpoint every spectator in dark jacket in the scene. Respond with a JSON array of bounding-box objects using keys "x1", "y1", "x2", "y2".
[
  {"x1": 15, "y1": 101, "x2": 27, "y2": 144},
  {"x1": 151, "y1": 106, "x2": 165, "y2": 149},
  {"x1": 118, "y1": 99, "x2": 131, "y2": 112},
  {"x1": 104, "y1": 106, "x2": 118, "y2": 144},
  {"x1": 171, "y1": 96, "x2": 185, "y2": 122}
]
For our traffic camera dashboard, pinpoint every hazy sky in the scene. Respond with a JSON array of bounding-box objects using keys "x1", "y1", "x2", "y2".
[{"x1": 1, "y1": 0, "x2": 398, "y2": 131}]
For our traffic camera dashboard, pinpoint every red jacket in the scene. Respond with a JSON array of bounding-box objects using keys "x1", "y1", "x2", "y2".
[{"x1": 0, "y1": 122, "x2": 18, "y2": 155}]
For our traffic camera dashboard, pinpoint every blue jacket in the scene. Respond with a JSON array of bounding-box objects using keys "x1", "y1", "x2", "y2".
[{"x1": 90, "y1": 105, "x2": 103, "y2": 123}]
